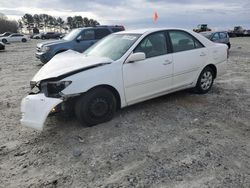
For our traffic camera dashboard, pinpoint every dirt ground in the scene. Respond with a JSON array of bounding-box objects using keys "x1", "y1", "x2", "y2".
[{"x1": 0, "y1": 38, "x2": 249, "y2": 188}]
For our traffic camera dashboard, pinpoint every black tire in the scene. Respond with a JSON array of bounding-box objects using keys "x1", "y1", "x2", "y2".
[
  {"x1": 2, "y1": 39, "x2": 7, "y2": 43},
  {"x1": 194, "y1": 67, "x2": 215, "y2": 94},
  {"x1": 227, "y1": 43, "x2": 231, "y2": 49},
  {"x1": 42, "y1": 36, "x2": 45, "y2": 40},
  {"x1": 22, "y1": 38, "x2": 27, "y2": 42},
  {"x1": 75, "y1": 87, "x2": 116, "y2": 126}
]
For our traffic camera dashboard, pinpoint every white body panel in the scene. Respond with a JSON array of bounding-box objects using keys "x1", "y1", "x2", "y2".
[
  {"x1": 0, "y1": 35, "x2": 29, "y2": 43},
  {"x1": 20, "y1": 28, "x2": 228, "y2": 130},
  {"x1": 21, "y1": 94, "x2": 62, "y2": 130},
  {"x1": 123, "y1": 54, "x2": 173, "y2": 105}
]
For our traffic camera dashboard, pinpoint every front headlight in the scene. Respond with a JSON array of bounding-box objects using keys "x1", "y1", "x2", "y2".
[
  {"x1": 41, "y1": 81, "x2": 72, "y2": 97},
  {"x1": 41, "y1": 46, "x2": 50, "y2": 52}
]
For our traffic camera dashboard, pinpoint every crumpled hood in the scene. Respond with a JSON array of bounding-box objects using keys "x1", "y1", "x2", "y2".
[
  {"x1": 37, "y1": 39, "x2": 67, "y2": 48},
  {"x1": 32, "y1": 50, "x2": 113, "y2": 82}
]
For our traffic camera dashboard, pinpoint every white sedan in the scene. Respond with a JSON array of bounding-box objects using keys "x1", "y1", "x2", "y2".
[
  {"x1": 21, "y1": 28, "x2": 228, "y2": 130},
  {"x1": 0, "y1": 33, "x2": 30, "y2": 43}
]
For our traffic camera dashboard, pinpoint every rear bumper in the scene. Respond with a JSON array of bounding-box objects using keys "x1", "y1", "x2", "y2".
[
  {"x1": 216, "y1": 59, "x2": 227, "y2": 77},
  {"x1": 20, "y1": 93, "x2": 62, "y2": 130}
]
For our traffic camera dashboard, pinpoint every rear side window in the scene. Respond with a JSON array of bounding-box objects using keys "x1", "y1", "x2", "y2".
[
  {"x1": 95, "y1": 28, "x2": 111, "y2": 39},
  {"x1": 11, "y1": 34, "x2": 23, "y2": 37},
  {"x1": 219, "y1": 32, "x2": 227, "y2": 39},
  {"x1": 134, "y1": 32, "x2": 167, "y2": 58},
  {"x1": 111, "y1": 27, "x2": 124, "y2": 32},
  {"x1": 169, "y1": 31, "x2": 203, "y2": 52}
]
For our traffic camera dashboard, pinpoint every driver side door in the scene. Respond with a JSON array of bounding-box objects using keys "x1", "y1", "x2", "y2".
[
  {"x1": 123, "y1": 31, "x2": 173, "y2": 105},
  {"x1": 75, "y1": 29, "x2": 97, "y2": 52}
]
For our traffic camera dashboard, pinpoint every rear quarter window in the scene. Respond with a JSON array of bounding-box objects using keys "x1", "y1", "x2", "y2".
[
  {"x1": 111, "y1": 28, "x2": 124, "y2": 32},
  {"x1": 95, "y1": 28, "x2": 111, "y2": 39}
]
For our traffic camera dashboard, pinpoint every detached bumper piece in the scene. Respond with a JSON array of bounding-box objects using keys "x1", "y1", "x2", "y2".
[{"x1": 20, "y1": 93, "x2": 62, "y2": 130}]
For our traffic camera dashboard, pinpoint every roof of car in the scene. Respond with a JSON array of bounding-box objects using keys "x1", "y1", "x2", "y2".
[{"x1": 117, "y1": 28, "x2": 190, "y2": 35}]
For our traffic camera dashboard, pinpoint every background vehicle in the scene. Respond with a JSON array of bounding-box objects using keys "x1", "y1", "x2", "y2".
[
  {"x1": 193, "y1": 24, "x2": 211, "y2": 33},
  {"x1": 0, "y1": 42, "x2": 5, "y2": 50},
  {"x1": 36, "y1": 25, "x2": 125, "y2": 64},
  {"x1": 200, "y1": 31, "x2": 231, "y2": 48},
  {"x1": 0, "y1": 33, "x2": 30, "y2": 43},
  {"x1": 228, "y1": 26, "x2": 250, "y2": 37},
  {"x1": 32, "y1": 33, "x2": 42, "y2": 39},
  {"x1": 0, "y1": 32, "x2": 12, "y2": 37},
  {"x1": 41, "y1": 32, "x2": 62, "y2": 40},
  {"x1": 22, "y1": 28, "x2": 228, "y2": 130}
]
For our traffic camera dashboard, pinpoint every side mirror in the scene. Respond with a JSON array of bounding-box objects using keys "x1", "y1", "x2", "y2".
[
  {"x1": 125, "y1": 52, "x2": 146, "y2": 63},
  {"x1": 76, "y1": 35, "x2": 82, "y2": 42}
]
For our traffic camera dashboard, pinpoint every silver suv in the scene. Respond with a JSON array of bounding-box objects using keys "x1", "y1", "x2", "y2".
[{"x1": 200, "y1": 31, "x2": 231, "y2": 49}]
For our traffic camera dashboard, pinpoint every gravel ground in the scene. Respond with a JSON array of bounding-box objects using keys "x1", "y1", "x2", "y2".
[{"x1": 0, "y1": 38, "x2": 249, "y2": 188}]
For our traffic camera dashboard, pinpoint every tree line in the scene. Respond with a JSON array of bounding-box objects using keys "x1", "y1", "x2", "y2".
[
  {"x1": 0, "y1": 13, "x2": 18, "y2": 33},
  {"x1": 20, "y1": 13, "x2": 100, "y2": 33}
]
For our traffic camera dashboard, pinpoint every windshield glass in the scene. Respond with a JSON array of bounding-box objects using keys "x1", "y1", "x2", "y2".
[
  {"x1": 84, "y1": 34, "x2": 141, "y2": 61},
  {"x1": 200, "y1": 32, "x2": 212, "y2": 39},
  {"x1": 63, "y1": 29, "x2": 81, "y2": 40}
]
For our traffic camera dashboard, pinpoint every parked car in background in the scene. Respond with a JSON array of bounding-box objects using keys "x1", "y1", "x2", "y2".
[
  {"x1": 0, "y1": 33, "x2": 30, "y2": 43},
  {"x1": 41, "y1": 32, "x2": 62, "y2": 40},
  {"x1": 200, "y1": 31, "x2": 231, "y2": 49},
  {"x1": 36, "y1": 25, "x2": 125, "y2": 64},
  {"x1": 0, "y1": 32, "x2": 12, "y2": 37},
  {"x1": 32, "y1": 33, "x2": 42, "y2": 39},
  {"x1": 22, "y1": 28, "x2": 228, "y2": 130},
  {"x1": 0, "y1": 42, "x2": 5, "y2": 50}
]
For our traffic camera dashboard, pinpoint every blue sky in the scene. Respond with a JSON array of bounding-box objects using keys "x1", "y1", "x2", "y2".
[{"x1": 0, "y1": 0, "x2": 249, "y2": 30}]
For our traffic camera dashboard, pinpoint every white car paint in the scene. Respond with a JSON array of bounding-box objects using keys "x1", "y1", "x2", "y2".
[
  {"x1": 21, "y1": 28, "x2": 228, "y2": 130},
  {"x1": 0, "y1": 33, "x2": 29, "y2": 43}
]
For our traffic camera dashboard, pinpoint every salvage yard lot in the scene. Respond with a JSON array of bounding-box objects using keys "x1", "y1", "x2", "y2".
[{"x1": 0, "y1": 38, "x2": 250, "y2": 187}]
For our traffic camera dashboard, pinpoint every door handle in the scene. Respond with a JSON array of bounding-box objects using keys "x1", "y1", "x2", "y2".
[
  {"x1": 163, "y1": 60, "x2": 172, "y2": 65},
  {"x1": 200, "y1": 52, "x2": 206, "y2": 56}
]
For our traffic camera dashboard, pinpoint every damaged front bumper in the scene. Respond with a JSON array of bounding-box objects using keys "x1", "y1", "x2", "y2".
[{"x1": 20, "y1": 93, "x2": 63, "y2": 130}]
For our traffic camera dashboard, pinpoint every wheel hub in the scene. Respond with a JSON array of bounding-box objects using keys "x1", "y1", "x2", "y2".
[
  {"x1": 89, "y1": 98, "x2": 109, "y2": 117},
  {"x1": 201, "y1": 71, "x2": 213, "y2": 90}
]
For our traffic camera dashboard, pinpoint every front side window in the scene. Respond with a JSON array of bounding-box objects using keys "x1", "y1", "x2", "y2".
[
  {"x1": 134, "y1": 32, "x2": 167, "y2": 58},
  {"x1": 212, "y1": 33, "x2": 220, "y2": 41},
  {"x1": 169, "y1": 31, "x2": 203, "y2": 52}
]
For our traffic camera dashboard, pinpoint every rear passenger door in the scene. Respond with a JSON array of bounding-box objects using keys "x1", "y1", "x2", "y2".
[{"x1": 168, "y1": 30, "x2": 206, "y2": 89}]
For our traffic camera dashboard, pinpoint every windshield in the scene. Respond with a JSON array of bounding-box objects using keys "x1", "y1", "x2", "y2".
[
  {"x1": 84, "y1": 34, "x2": 141, "y2": 61},
  {"x1": 201, "y1": 32, "x2": 212, "y2": 39},
  {"x1": 63, "y1": 29, "x2": 81, "y2": 40}
]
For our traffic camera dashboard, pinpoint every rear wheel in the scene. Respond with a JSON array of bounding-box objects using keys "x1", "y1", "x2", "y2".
[
  {"x1": 2, "y1": 39, "x2": 7, "y2": 43},
  {"x1": 227, "y1": 42, "x2": 231, "y2": 49},
  {"x1": 22, "y1": 38, "x2": 27, "y2": 42},
  {"x1": 75, "y1": 87, "x2": 116, "y2": 126},
  {"x1": 194, "y1": 67, "x2": 215, "y2": 94}
]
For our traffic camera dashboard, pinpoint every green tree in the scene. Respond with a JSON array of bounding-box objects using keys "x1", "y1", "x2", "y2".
[
  {"x1": 22, "y1": 13, "x2": 34, "y2": 33},
  {"x1": 57, "y1": 17, "x2": 64, "y2": 32}
]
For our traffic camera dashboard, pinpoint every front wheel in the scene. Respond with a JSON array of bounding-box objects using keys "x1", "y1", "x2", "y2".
[
  {"x1": 2, "y1": 39, "x2": 7, "y2": 43},
  {"x1": 22, "y1": 38, "x2": 27, "y2": 42},
  {"x1": 194, "y1": 67, "x2": 215, "y2": 94},
  {"x1": 75, "y1": 88, "x2": 117, "y2": 126}
]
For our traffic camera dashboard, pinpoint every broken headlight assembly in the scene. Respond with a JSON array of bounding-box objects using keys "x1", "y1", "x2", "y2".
[{"x1": 41, "y1": 81, "x2": 72, "y2": 98}]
